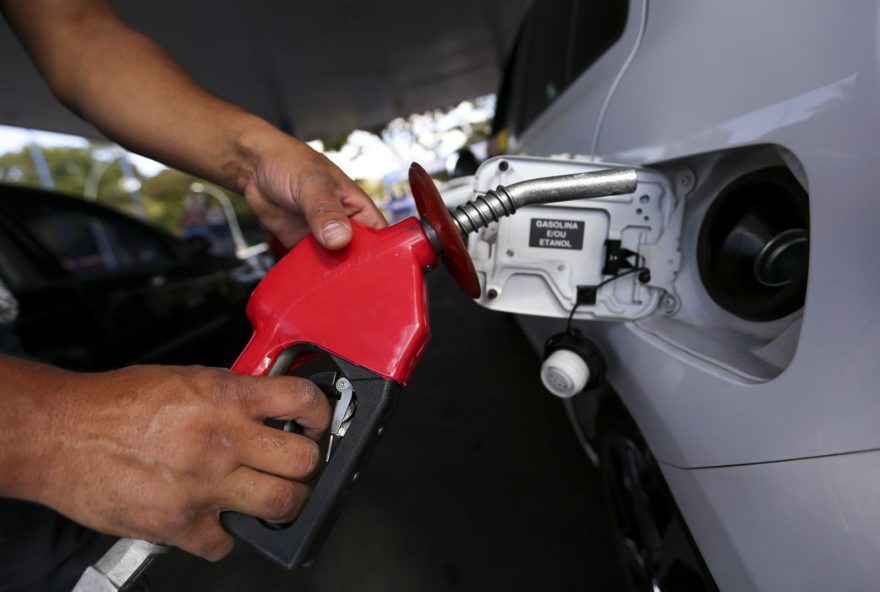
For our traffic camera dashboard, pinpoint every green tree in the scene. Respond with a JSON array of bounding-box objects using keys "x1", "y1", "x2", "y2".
[
  {"x1": 0, "y1": 144, "x2": 258, "y2": 240},
  {"x1": 141, "y1": 168, "x2": 255, "y2": 236},
  {"x1": 0, "y1": 144, "x2": 138, "y2": 214}
]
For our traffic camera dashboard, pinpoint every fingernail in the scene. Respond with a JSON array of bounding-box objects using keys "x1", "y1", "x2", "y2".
[{"x1": 321, "y1": 221, "x2": 350, "y2": 246}]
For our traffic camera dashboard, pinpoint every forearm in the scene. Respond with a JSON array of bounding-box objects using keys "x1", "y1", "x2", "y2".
[
  {"x1": 3, "y1": 0, "x2": 387, "y2": 251},
  {"x1": 0, "y1": 355, "x2": 68, "y2": 504},
  {"x1": 52, "y1": 26, "x2": 287, "y2": 194},
  {"x1": 2, "y1": 0, "x2": 286, "y2": 193}
]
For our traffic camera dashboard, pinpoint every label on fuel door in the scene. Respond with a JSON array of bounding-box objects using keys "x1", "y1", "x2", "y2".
[{"x1": 528, "y1": 218, "x2": 585, "y2": 250}]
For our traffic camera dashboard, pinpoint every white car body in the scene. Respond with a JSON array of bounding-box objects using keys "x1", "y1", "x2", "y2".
[{"x1": 462, "y1": 1, "x2": 880, "y2": 590}]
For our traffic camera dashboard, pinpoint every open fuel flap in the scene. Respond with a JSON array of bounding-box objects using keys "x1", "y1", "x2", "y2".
[{"x1": 465, "y1": 156, "x2": 682, "y2": 322}]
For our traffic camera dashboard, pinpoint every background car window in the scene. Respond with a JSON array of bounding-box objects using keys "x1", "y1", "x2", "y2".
[
  {"x1": 0, "y1": 197, "x2": 173, "y2": 277},
  {"x1": 0, "y1": 225, "x2": 45, "y2": 291},
  {"x1": 499, "y1": 0, "x2": 628, "y2": 140},
  {"x1": 102, "y1": 217, "x2": 175, "y2": 270}
]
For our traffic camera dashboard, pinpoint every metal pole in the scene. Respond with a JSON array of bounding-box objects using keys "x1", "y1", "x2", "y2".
[
  {"x1": 189, "y1": 182, "x2": 250, "y2": 258},
  {"x1": 83, "y1": 159, "x2": 113, "y2": 201},
  {"x1": 84, "y1": 150, "x2": 147, "y2": 218},
  {"x1": 117, "y1": 153, "x2": 147, "y2": 217},
  {"x1": 27, "y1": 140, "x2": 55, "y2": 190}
]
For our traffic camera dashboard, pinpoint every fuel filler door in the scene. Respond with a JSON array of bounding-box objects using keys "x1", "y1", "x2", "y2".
[{"x1": 465, "y1": 156, "x2": 682, "y2": 322}]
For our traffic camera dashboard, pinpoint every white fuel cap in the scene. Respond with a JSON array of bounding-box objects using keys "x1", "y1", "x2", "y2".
[{"x1": 541, "y1": 349, "x2": 590, "y2": 398}]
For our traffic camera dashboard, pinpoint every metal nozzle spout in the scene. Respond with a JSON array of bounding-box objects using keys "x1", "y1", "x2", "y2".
[{"x1": 451, "y1": 168, "x2": 639, "y2": 235}]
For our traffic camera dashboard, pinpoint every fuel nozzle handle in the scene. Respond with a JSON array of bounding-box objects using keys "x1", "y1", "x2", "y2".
[{"x1": 451, "y1": 167, "x2": 638, "y2": 235}]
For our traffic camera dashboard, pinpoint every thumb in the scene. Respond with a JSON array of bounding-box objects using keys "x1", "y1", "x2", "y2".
[{"x1": 303, "y1": 193, "x2": 352, "y2": 250}]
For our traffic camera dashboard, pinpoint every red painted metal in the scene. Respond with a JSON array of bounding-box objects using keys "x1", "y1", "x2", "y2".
[
  {"x1": 410, "y1": 163, "x2": 480, "y2": 298},
  {"x1": 232, "y1": 218, "x2": 437, "y2": 385}
]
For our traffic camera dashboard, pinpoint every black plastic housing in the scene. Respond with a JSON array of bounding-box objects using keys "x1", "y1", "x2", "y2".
[{"x1": 220, "y1": 349, "x2": 399, "y2": 569}]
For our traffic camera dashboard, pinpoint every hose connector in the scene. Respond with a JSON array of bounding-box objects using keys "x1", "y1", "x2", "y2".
[{"x1": 451, "y1": 168, "x2": 638, "y2": 235}]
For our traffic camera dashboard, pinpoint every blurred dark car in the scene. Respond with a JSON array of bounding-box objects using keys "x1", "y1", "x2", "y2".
[{"x1": 0, "y1": 184, "x2": 256, "y2": 370}]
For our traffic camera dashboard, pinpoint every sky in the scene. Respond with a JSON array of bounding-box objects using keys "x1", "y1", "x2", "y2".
[{"x1": 0, "y1": 124, "x2": 167, "y2": 176}]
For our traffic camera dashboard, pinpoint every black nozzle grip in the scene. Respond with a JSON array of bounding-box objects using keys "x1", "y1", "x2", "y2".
[{"x1": 220, "y1": 355, "x2": 399, "y2": 569}]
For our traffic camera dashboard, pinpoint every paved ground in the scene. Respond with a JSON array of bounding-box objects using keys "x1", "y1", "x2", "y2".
[{"x1": 149, "y1": 271, "x2": 625, "y2": 591}]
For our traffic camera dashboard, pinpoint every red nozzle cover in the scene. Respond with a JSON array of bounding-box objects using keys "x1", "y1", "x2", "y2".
[{"x1": 409, "y1": 163, "x2": 481, "y2": 298}]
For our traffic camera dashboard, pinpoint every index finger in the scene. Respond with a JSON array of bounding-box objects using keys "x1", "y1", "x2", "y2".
[
  {"x1": 347, "y1": 193, "x2": 388, "y2": 230},
  {"x1": 237, "y1": 375, "x2": 332, "y2": 441}
]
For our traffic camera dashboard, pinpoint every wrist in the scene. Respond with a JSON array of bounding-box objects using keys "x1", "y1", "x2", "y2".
[{"x1": 231, "y1": 116, "x2": 302, "y2": 194}]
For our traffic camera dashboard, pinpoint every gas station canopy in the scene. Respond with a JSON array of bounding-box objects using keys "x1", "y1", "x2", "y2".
[{"x1": 0, "y1": 0, "x2": 527, "y2": 140}]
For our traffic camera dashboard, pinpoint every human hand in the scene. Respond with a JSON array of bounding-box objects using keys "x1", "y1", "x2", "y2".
[
  {"x1": 242, "y1": 134, "x2": 387, "y2": 250},
  {"x1": 33, "y1": 365, "x2": 331, "y2": 561}
]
